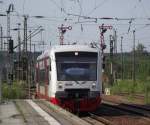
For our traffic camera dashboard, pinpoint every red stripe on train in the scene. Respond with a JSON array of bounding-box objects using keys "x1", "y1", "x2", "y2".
[{"x1": 36, "y1": 92, "x2": 101, "y2": 112}]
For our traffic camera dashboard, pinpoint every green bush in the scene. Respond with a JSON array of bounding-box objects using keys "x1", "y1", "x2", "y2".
[{"x1": 2, "y1": 81, "x2": 26, "y2": 99}]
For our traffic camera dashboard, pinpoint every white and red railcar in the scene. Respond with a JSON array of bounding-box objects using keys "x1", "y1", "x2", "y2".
[{"x1": 35, "y1": 45, "x2": 102, "y2": 112}]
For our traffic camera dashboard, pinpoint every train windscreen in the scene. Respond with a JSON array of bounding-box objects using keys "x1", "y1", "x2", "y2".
[{"x1": 55, "y1": 52, "x2": 97, "y2": 81}]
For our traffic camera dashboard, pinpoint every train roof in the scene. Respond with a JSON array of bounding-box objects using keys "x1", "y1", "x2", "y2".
[{"x1": 37, "y1": 44, "x2": 100, "y2": 60}]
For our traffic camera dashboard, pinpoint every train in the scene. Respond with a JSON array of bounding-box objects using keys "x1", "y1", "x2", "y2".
[{"x1": 35, "y1": 44, "x2": 102, "y2": 112}]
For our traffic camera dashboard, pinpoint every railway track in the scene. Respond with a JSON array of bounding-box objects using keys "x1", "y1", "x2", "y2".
[
  {"x1": 80, "y1": 102, "x2": 150, "y2": 125},
  {"x1": 32, "y1": 99, "x2": 150, "y2": 125},
  {"x1": 102, "y1": 101, "x2": 150, "y2": 118},
  {"x1": 117, "y1": 92, "x2": 145, "y2": 99},
  {"x1": 19, "y1": 99, "x2": 149, "y2": 125},
  {"x1": 18, "y1": 91, "x2": 150, "y2": 125}
]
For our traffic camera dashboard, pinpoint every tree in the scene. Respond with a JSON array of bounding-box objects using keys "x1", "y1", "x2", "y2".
[
  {"x1": 134, "y1": 43, "x2": 148, "y2": 57},
  {"x1": 136, "y1": 43, "x2": 146, "y2": 53}
]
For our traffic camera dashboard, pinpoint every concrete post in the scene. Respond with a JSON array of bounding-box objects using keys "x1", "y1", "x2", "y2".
[{"x1": 0, "y1": 68, "x2": 2, "y2": 103}]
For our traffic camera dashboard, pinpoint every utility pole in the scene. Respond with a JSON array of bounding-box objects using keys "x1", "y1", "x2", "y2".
[
  {"x1": 0, "y1": 25, "x2": 3, "y2": 51},
  {"x1": 110, "y1": 35, "x2": 114, "y2": 85},
  {"x1": 6, "y1": 11, "x2": 10, "y2": 47},
  {"x1": 133, "y1": 30, "x2": 136, "y2": 84},
  {"x1": 58, "y1": 24, "x2": 72, "y2": 45},
  {"x1": 29, "y1": 30, "x2": 31, "y2": 98},
  {"x1": 113, "y1": 29, "x2": 117, "y2": 54},
  {"x1": 6, "y1": 4, "x2": 14, "y2": 85},
  {"x1": 40, "y1": 29, "x2": 44, "y2": 51},
  {"x1": 121, "y1": 36, "x2": 123, "y2": 80},
  {"x1": 23, "y1": 15, "x2": 28, "y2": 54},
  {"x1": 6, "y1": 4, "x2": 14, "y2": 45},
  {"x1": 110, "y1": 35, "x2": 113, "y2": 74},
  {"x1": 0, "y1": 68, "x2": 2, "y2": 103},
  {"x1": 22, "y1": 15, "x2": 28, "y2": 82},
  {"x1": 32, "y1": 44, "x2": 36, "y2": 63},
  {"x1": 17, "y1": 23, "x2": 21, "y2": 80}
]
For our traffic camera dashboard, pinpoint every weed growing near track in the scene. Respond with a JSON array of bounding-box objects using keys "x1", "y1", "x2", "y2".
[
  {"x1": 2, "y1": 81, "x2": 26, "y2": 99},
  {"x1": 110, "y1": 80, "x2": 150, "y2": 104}
]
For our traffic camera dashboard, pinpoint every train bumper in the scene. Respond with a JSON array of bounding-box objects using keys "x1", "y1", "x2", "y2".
[
  {"x1": 50, "y1": 96, "x2": 101, "y2": 112},
  {"x1": 55, "y1": 91, "x2": 100, "y2": 98}
]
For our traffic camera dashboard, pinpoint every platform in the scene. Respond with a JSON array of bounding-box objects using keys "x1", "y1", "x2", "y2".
[{"x1": 0, "y1": 100, "x2": 60, "y2": 125}]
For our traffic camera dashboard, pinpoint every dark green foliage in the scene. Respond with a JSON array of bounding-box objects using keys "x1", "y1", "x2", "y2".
[{"x1": 2, "y1": 81, "x2": 26, "y2": 99}]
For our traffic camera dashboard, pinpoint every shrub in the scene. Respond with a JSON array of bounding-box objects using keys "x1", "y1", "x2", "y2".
[{"x1": 2, "y1": 81, "x2": 26, "y2": 99}]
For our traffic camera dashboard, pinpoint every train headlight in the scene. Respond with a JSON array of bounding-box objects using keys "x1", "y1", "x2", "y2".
[
  {"x1": 92, "y1": 82, "x2": 96, "y2": 89},
  {"x1": 58, "y1": 82, "x2": 63, "y2": 89}
]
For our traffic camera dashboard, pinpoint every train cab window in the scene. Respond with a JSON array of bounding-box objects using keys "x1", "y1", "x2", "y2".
[{"x1": 56, "y1": 52, "x2": 97, "y2": 81}]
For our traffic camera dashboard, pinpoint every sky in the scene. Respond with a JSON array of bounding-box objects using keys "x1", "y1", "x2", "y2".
[{"x1": 0, "y1": 0, "x2": 150, "y2": 52}]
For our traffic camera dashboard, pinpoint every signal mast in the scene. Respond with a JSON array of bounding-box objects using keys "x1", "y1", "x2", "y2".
[
  {"x1": 99, "y1": 24, "x2": 112, "y2": 73},
  {"x1": 99, "y1": 24, "x2": 112, "y2": 54},
  {"x1": 58, "y1": 24, "x2": 72, "y2": 45}
]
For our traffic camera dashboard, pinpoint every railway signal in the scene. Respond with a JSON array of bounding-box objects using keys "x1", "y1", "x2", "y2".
[
  {"x1": 99, "y1": 24, "x2": 112, "y2": 54},
  {"x1": 99, "y1": 24, "x2": 112, "y2": 72},
  {"x1": 58, "y1": 24, "x2": 72, "y2": 45}
]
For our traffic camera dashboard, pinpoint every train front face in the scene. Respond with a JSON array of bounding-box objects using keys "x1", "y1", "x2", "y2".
[{"x1": 54, "y1": 51, "x2": 101, "y2": 112}]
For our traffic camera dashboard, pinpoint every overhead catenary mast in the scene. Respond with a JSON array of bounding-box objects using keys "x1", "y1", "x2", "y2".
[
  {"x1": 0, "y1": 25, "x2": 3, "y2": 51},
  {"x1": 121, "y1": 36, "x2": 123, "y2": 80},
  {"x1": 6, "y1": 4, "x2": 14, "y2": 85}
]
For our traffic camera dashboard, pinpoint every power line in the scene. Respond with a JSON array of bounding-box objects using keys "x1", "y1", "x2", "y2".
[
  {"x1": 118, "y1": 23, "x2": 150, "y2": 37},
  {"x1": 77, "y1": 0, "x2": 83, "y2": 22},
  {"x1": 23, "y1": 0, "x2": 26, "y2": 14},
  {"x1": 86, "y1": 0, "x2": 110, "y2": 16},
  {"x1": 48, "y1": 0, "x2": 67, "y2": 14},
  {"x1": 139, "y1": 0, "x2": 149, "y2": 18},
  {"x1": 67, "y1": 12, "x2": 150, "y2": 21}
]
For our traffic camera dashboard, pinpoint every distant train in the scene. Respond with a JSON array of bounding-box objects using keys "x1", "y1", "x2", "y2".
[{"x1": 35, "y1": 45, "x2": 102, "y2": 112}]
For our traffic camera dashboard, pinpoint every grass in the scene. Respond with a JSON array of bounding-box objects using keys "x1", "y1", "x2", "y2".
[
  {"x1": 2, "y1": 81, "x2": 26, "y2": 99},
  {"x1": 110, "y1": 79, "x2": 150, "y2": 104}
]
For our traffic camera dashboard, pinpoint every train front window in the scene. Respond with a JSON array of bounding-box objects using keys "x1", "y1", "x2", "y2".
[{"x1": 56, "y1": 52, "x2": 97, "y2": 81}]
